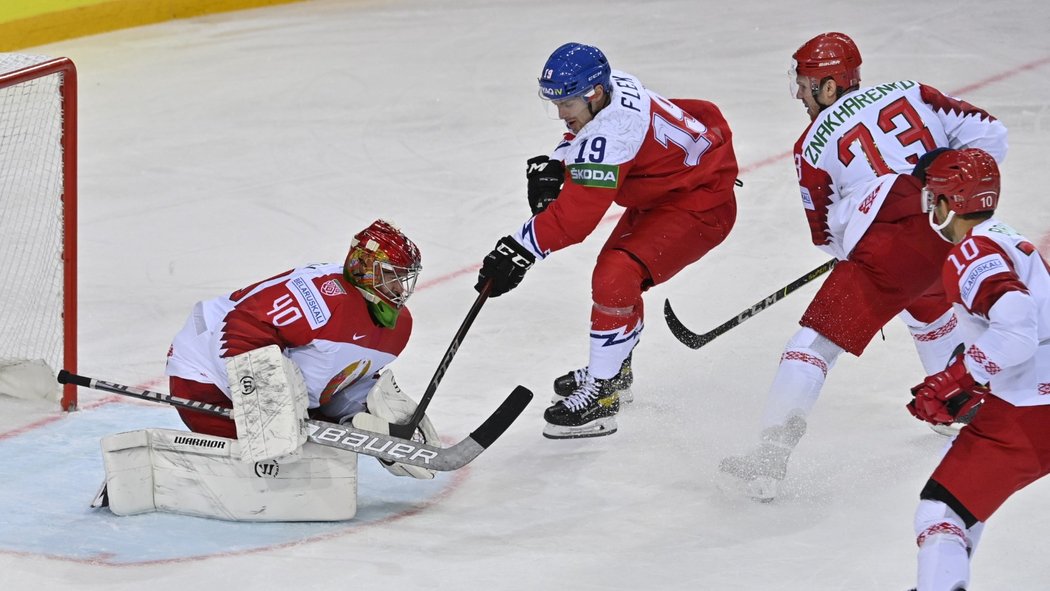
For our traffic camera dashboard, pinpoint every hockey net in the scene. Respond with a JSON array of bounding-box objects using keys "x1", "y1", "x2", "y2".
[{"x1": 0, "y1": 54, "x2": 77, "y2": 410}]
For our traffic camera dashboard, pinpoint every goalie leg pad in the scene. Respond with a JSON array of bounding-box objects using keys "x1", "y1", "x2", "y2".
[
  {"x1": 100, "y1": 428, "x2": 357, "y2": 521},
  {"x1": 351, "y1": 370, "x2": 440, "y2": 479},
  {"x1": 226, "y1": 345, "x2": 309, "y2": 463},
  {"x1": 99, "y1": 430, "x2": 156, "y2": 515}
]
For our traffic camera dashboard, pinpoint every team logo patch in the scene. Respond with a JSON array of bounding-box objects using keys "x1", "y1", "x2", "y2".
[
  {"x1": 858, "y1": 189, "x2": 878, "y2": 214},
  {"x1": 254, "y1": 460, "x2": 279, "y2": 478},
  {"x1": 319, "y1": 359, "x2": 373, "y2": 405},
  {"x1": 321, "y1": 279, "x2": 346, "y2": 296},
  {"x1": 569, "y1": 163, "x2": 619, "y2": 188}
]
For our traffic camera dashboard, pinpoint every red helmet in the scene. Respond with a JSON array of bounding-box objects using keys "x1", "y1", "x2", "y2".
[
  {"x1": 923, "y1": 148, "x2": 1000, "y2": 215},
  {"x1": 793, "y1": 32, "x2": 862, "y2": 90},
  {"x1": 344, "y1": 219, "x2": 422, "y2": 310}
]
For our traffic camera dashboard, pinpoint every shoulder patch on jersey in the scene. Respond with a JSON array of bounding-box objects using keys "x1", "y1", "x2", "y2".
[
  {"x1": 959, "y1": 253, "x2": 1009, "y2": 309},
  {"x1": 800, "y1": 187, "x2": 815, "y2": 210},
  {"x1": 568, "y1": 162, "x2": 620, "y2": 188},
  {"x1": 288, "y1": 276, "x2": 332, "y2": 330},
  {"x1": 321, "y1": 278, "x2": 347, "y2": 296}
]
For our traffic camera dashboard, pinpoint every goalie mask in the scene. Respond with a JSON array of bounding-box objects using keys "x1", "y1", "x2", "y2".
[{"x1": 345, "y1": 220, "x2": 422, "y2": 327}]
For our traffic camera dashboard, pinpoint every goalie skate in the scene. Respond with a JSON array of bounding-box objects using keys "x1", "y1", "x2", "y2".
[
  {"x1": 542, "y1": 375, "x2": 620, "y2": 439},
  {"x1": 551, "y1": 353, "x2": 633, "y2": 404}
]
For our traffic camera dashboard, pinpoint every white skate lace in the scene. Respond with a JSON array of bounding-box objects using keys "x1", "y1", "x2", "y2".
[
  {"x1": 563, "y1": 379, "x2": 599, "y2": 412},
  {"x1": 572, "y1": 368, "x2": 589, "y2": 386}
]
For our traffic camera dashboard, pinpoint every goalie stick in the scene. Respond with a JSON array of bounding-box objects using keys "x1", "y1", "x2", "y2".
[
  {"x1": 57, "y1": 369, "x2": 531, "y2": 472},
  {"x1": 664, "y1": 258, "x2": 837, "y2": 350},
  {"x1": 389, "y1": 279, "x2": 492, "y2": 440}
]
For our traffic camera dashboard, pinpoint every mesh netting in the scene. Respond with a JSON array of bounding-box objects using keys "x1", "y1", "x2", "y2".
[{"x1": 0, "y1": 53, "x2": 67, "y2": 399}]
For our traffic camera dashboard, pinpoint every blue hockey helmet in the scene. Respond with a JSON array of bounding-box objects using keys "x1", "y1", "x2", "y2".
[{"x1": 538, "y1": 43, "x2": 611, "y2": 102}]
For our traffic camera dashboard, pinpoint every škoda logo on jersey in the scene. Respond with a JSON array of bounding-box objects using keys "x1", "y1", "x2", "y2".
[{"x1": 569, "y1": 163, "x2": 619, "y2": 189}]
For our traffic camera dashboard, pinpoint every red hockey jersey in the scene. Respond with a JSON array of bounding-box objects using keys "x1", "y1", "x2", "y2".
[
  {"x1": 166, "y1": 263, "x2": 412, "y2": 420},
  {"x1": 516, "y1": 70, "x2": 738, "y2": 258}
]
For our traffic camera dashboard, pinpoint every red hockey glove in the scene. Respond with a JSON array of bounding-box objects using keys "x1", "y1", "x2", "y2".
[{"x1": 907, "y1": 355, "x2": 988, "y2": 425}]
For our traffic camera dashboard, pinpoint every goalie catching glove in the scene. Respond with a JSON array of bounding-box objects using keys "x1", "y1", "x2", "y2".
[
  {"x1": 907, "y1": 354, "x2": 988, "y2": 426},
  {"x1": 350, "y1": 370, "x2": 441, "y2": 479}
]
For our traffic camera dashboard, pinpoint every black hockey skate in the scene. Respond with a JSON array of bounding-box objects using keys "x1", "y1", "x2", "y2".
[
  {"x1": 551, "y1": 353, "x2": 633, "y2": 404},
  {"x1": 542, "y1": 375, "x2": 620, "y2": 439}
]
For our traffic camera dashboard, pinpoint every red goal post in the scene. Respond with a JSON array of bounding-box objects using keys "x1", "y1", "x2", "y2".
[{"x1": 0, "y1": 55, "x2": 77, "y2": 411}]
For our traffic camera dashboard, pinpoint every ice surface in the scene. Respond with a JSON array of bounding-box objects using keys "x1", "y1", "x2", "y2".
[{"x1": 2, "y1": 0, "x2": 1049, "y2": 589}]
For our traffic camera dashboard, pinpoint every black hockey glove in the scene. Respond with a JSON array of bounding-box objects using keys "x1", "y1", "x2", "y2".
[
  {"x1": 526, "y1": 155, "x2": 564, "y2": 215},
  {"x1": 476, "y1": 236, "x2": 536, "y2": 297},
  {"x1": 911, "y1": 147, "x2": 951, "y2": 184}
]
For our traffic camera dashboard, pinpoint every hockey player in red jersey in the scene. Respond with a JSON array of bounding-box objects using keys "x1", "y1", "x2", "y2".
[
  {"x1": 475, "y1": 42, "x2": 739, "y2": 439},
  {"x1": 719, "y1": 32, "x2": 1009, "y2": 500},
  {"x1": 165, "y1": 219, "x2": 439, "y2": 479},
  {"x1": 905, "y1": 148, "x2": 1050, "y2": 591},
  {"x1": 91, "y1": 220, "x2": 440, "y2": 522}
]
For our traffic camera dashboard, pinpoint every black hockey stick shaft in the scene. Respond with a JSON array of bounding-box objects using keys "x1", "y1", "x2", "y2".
[
  {"x1": 389, "y1": 279, "x2": 492, "y2": 440},
  {"x1": 664, "y1": 258, "x2": 837, "y2": 350},
  {"x1": 57, "y1": 369, "x2": 533, "y2": 471},
  {"x1": 58, "y1": 370, "x2": 231, "y2": 417}
]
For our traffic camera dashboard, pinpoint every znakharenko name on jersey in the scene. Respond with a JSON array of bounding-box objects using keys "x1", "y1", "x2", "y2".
[{"x1": 803, "y1": 80, "x2": 918, "y2": 164}]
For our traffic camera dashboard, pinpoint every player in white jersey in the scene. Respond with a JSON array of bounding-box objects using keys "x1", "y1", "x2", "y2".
[
  {"x1": 720, "y1": 32, "x2": 1009, "y2": 501},
  {"x1": 904, "y1": 149, "x2": 1050, "y2": 591}
]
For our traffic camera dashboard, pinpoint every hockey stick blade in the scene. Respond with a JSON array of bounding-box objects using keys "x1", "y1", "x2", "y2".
[
  {"x1": 58, "y1": 370, "x2": 533, "y2": 471},
  {"x1": 664, "y1": 258, "x2": 837, "y2": 350},
  {"x1": 305, "y1": 385, "x2": 532, "y2": 471}
]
